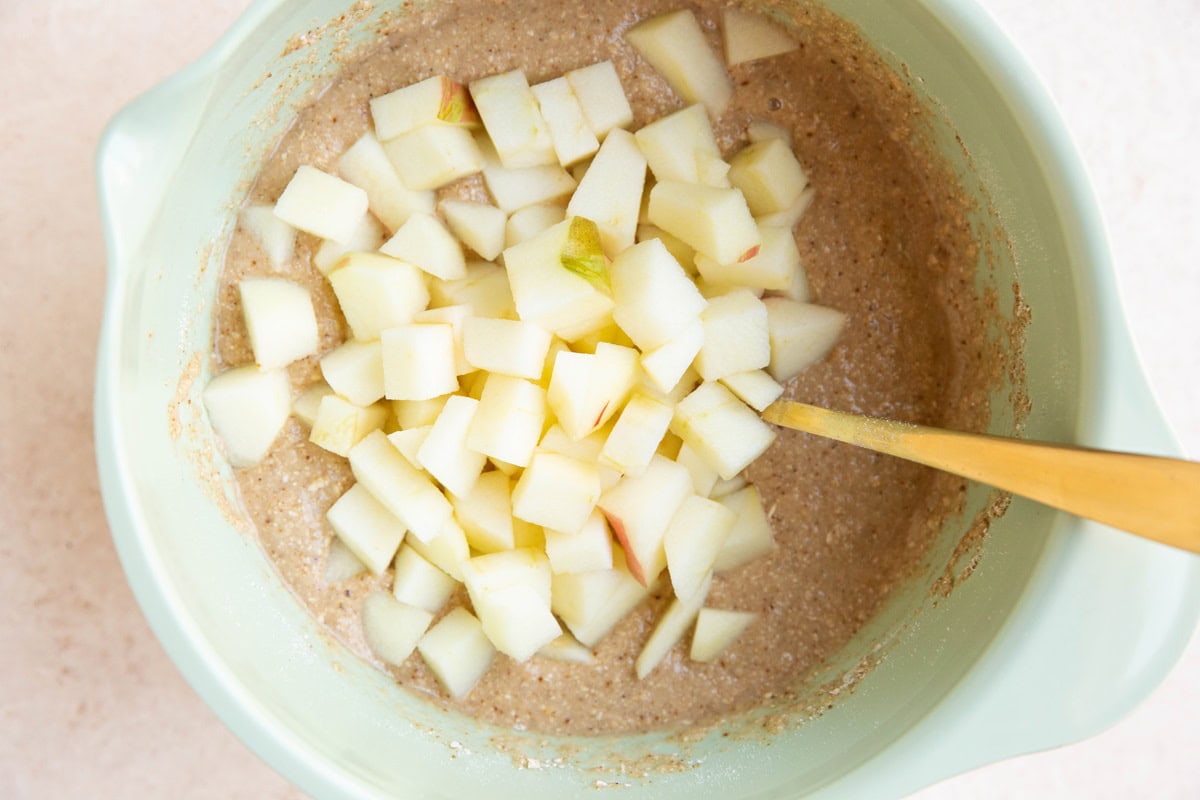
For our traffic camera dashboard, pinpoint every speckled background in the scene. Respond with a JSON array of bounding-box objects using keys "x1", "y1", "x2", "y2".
[{"x1": 0, "y1": 1, "x2": 1195, "y2": 797}]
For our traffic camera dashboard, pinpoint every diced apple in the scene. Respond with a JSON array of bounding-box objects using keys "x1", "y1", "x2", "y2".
[
  {"x1": 412, "y1": 304, "x2": 473, "y2": 376},
  {"x1": 417, "y1": 607, "x2": 495, "y2": 699},
  {"x1": 546, "y1": 343, "x2": 639, "y2": 440},
  {"x1": 565, "y1": 129, "x2": 647, "y2": 256},
  {"x1": 475, "y1": 583, "x2": 562, "y2": 661},
  {"x1": 538, "y1": 633, "x2": 596, "y2": 664},
  {"x1": 451, "y1": 470, "x2": 514, "y2": 553},
  {"x1": 634, "y1": 104, "x2": 721, "y2": 185},
  {"x1": 312, "y1": 213, "x2": 387, "y2": 275},
  {"x1": 550, "y1": 549, "x2": 653, "y2": 647},
  {"x1": 512, "y1": 517, "x2": 544, "y2": 549},
  {"x1": 714, "y1": 485, "x2": 774, "y2": 571},
  {"x1": 203, "y1": 366, "x2": 291, "y2": 467},
  {"x1": 461, "y1": 547, "x2": 553, "y2": 608},
  {"x1": 465, "y1": 374, "x2": 546, "y2": 467},
  {"x1": 392, "y1": 544, "x2": 458, "y2": 613},
  {"x1": 720, "y1": 369, "x2": 783, "y2": 412},
  {"x1": 565, "y1": 61, "x2": 634, "y2": 139},
  {"x1": 597, "y1": 454, "x2": 692, "y2": 586},
  {"x1": 512, "y1": 452, "x2": 602, "y2": 533},
  {"x1": 663, "y1": 495, "x2": 736, "y2": 601},
  {"x1": 407, "y1": 517, "x2": 470, "y2": 581},
  {"x1": 348, "y1": 430, "x2": 453, "y2": 542},
  {"x1": 648, "y1": 181, "x2": 761, "y2": 266},
  {"x1": 626, "y1": 10, "x2": 733, "y2": 118},
  {"x1": 721, "y1": 8, "x2": 798, "y2": 67},
  {"x1": 328, "y1": 252, "x2": 430, "y2": 340},
  {"x1": 640, "y1": 320, "x2": 703, "y2": 395},
  {"x1": 634, "y1": 572, "x2": 712, "y2": 679},
  {"x1": 309, "y1": 394, "x2": 388, "y2": 457},
  {"x1": 671, "y1": 381, "x2": 776, "y2": 480},
  {"x1": 428, "y1": 261, "x2": 515, "y2": 319},
  {"x1": 691, "y1": 608, "x2": 756, "y2": 661},
  {"x1": 502, "y1": 219, "x2": 614, "y2": 341},
  {"x1": 636, "y1": 224, "x2": 697, "y2": 271},
  {"x1": 417, "y1": 395, "x2": 487, "y2": 498},
  {"x1": 763, "y1": 297, "x2": 848, "y2": 382},
  {"x1": 505, "y1": 203, "x2": 566, "y2": 248},
  {"x1": 599, "y1": 392, "x2": 674, "y2": 476},
  {"x1": 293, "y1": 381, "x2": 334, "y2": 427},
  {"x1": 362, "y1": 593, "x2": 433, "y2": 667},
  {"x1": 273, "y1": 165, "x2": 369, "y2": 243},
  {"x1": 675, "y1": 441, "x2": 720, "y2": 497},
  {"x1": 756, "y1": 185, "x2": 816, "y2": 230},
  {"x1": 694, "y1": 225, "x2": 800, "y2": 291},
  {"x1": 610, "y1": 237, "x2": 707, "y2": 351},
  {"x1": 379, "y1": 212, "x2": 466, "y2": 281},
  {"x1": 728, "y1": 138, "x2": 808, "y2": 216},
  {"x1": 382, "y1": 125, "x2": 483, "y2": 191},
  {"x1": 370, "y1": 75, "x2": 479, "y2": 140},
  {"x1": 387, "y1": 426, "x2": 430, "y2": 467},
  {"x1": 543, "y1": 510, "x2": 614, "y2": 574},
  {"x1": 531, "y1": 77, "x2": 600, "y2": 167},
  {"x1": 391, "y1": 395, "x2": 449, "y2": 429},
  {"x1": 238, "y1": 278, "x2": 319, "y2": 370},
  {"x1": 324, "y1": 537, "x2": 367, "y2": 583},
  {"x1": 694, "y1": 288, "x2": 771, "y2": 380},
  {"x1": 439, "y1": 199, "x2": 506, "y2": 261},
  {"x1": 462, "y1": 317, "x2": 552, "y2": 380},
  {"x1": 337, "y1": 132, "x2": 436, "y2": 232},
  {"x1": 320, "y1": 340, "x2": 384, "y2": 408},
  {"x1": 241, "y1": 204, "x2": 295, "y2": 270},
  {"x1": 326, "y1": 482, "x2": 407, "y2": 575},
  {"x1": 381, "y1": 323, "x2": 459, "y2": 401},
  {"x1": 482, "y1": 161, "x2": 577, "y2": 214},
  {"x1": 470, "y1": 70, "x2": 557, "y2": 169}
]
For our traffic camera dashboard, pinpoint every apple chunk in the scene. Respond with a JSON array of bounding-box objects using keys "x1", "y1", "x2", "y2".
[
  {"x1": 348, "y1": 430, "x2": 453, "y2": 543},
  {"x1": 309, "y1": 394, "x2": 387, "y2": 457},
  {"x1": 626, "y1": 10, "x2": 733, "y2": 118},
  {"x1": 714, "y1": 484, "x2": 774, "y2": 571},
  {"x1": 462, "y1": 317, "x2": 552, "y2": 380},
  {"x1": 326, "y1": 483, "x2": 407, "y2": 576},
  {"x1": 381, "y1": 324, "x2": 459, "y2": 401},
  {"x1": 466, "y1": 374, "x2": 546, "y2": 468},
  {"x1": 551, "y1": 549, "x2": 653, "y2": 647},
  {"x1": 720, "y1": 8, "x2": 798, "y2": 67},
  {"x1": 565, "y1": 128, "x2": 647, "y2": 256},
  {"x1": 664, "y1": 494, "x2": 736, "y2": 602},
  {"x1": 417, "y1": 394, "x2": 487, "y2": 498},
  {"x1": 202, "y1": 366, "x2": 291, "y2": 467},
  {"x1": 392, "y1": 544, "x2": 458, "y2": 614},
  {"x1": 634, "y1": 104, "x2": 722, "y2": 186},
  {"x1": 470, "y1": 70, "x2": 557, "y2": 168},
  {"x1": 531, "y1": 76, "x2": 600, "y2": 167},
  {"x1": 763, "y1": 297, "x2": 848, "y2": 382},
  {"x1": 369, "y1": 75, "x2": 478, "y2": 140},
  {"x1": 512, "y1": 452, "x2": 602, "y2": 534},
  {"x1": 597, "y1": 454, "x2": 693, "y2": 586},
  {"x1": 337, "y1": 132, "x2": 435, "y2": 232},
  {"x1": 599, "y1": 392, "x2": 674, "y2": 476},
  {"x1": 565, "y1": 61, "x2": 634, "y2": 139},
  {"x1": 239, "y1": 278, "x2": 319, "y2": 371},
  {"x1": 728, "y1": 138, "x2": 809, "y2": 217},
  {"x1": 379, "y1": 212, "x2": 466, "y2": 281},
  {"x1": 272, "y1": 164, "x2": 368, "y2": 243},
  {"x1": 362, "y1": 593, "x2": 433, "y2": 667},
  {"x1": 320, "y1": 339, "x2": 384, "y2": 408},
  {"x1": 546, "y1": 343, "x2": 639, "y2": 441},
  {"x1": 648, "y1": 181, "x2": 760, "y2": 266},
  {"x1": 438, "y1": 200, "x2": 506, "y2": 261},
  {"x1": 671, "y1": 381, "x2": 776, "y2": 480},
  {"x1": 327, "y1": 252, "x2": 430, "y2": 341},
  {"x1": 240, "y1": 204, "x2": 294, "y2": 270},
  {"x1": 451, "y1": 470, "x2": 514, "y2": 553},
  {"x1": 691, "y1": 608, "x2": 756, "y2": 661},
  {"x1": 383, "y1": 125, "x2": 483, "y2": 191},
  {"x1": 417, "y1": 607, "x2": 495, "y2": 699},
  {"x1": 609, "y1": 238, "x2": 707, "y2": 352},
  {"x1": 543, "y1": 510, "x2": 613, "y2": 574},
  {"x1": 694, "y1": 288, "x2": 771, "y2": 381}
]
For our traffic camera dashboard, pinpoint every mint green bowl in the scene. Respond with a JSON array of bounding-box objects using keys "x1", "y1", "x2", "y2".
[{"x1": 95, "y1": 1, "x2": 1200, "y2": 797}]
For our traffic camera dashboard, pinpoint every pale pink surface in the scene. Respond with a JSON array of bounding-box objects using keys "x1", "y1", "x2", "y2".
[{"x1": 0, "y1": 1, "x2": 1193, "y2": 798}]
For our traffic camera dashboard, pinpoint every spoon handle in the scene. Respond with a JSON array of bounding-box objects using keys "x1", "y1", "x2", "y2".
[{"x1": 762, "y1": 400, "x2": 1200, "y2": 555}]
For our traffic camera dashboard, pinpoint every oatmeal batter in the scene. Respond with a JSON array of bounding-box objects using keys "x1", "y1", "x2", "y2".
[{"x1": 212, "y1": 0, "x2": 1003, "y2": 735}]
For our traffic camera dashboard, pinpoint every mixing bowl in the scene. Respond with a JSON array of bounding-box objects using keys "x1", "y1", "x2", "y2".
[{"x1": 94, "y1": 0, "x2": 1200, "y2": 796}]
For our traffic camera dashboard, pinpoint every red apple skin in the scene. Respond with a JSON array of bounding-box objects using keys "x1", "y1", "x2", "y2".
[
  {"x1": 592, "y1": 401, "x2": 610, "y2": 430},
  {"x1": 737, "y1": 245, "x2": 760, "y2": 263},
  {"x1": 600, "y1": 509, "x2": 648, "y2": 586}
]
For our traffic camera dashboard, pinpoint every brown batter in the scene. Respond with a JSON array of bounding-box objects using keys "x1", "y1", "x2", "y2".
[{"x1": 212, "y1": 0, "x2": 1003, "y2": 736}]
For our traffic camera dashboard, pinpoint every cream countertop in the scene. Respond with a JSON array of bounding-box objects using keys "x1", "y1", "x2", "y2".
[{"x1": 0, "y1": 0, "x2": 1194, "y2": 797}]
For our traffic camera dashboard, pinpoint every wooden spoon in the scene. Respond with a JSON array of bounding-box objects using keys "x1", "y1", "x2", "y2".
[{"x1": 762, "y1": 400, "x2": 1200, "y2": 555}]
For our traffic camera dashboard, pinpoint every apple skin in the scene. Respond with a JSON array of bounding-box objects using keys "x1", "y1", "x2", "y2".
[{"x1": 599, "y1": 509, "x2": 648, "y2": 586}]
